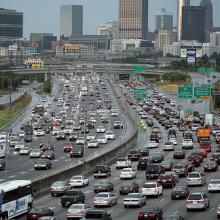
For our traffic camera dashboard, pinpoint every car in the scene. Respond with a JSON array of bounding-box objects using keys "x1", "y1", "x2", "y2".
[
  {"x1": 40, "y1": 143, "x2": 54, "y2": 152},
  {"x1": 161, "y1": 161, "x2": 173, "y2": 171},
  {"x1": 50, "y1": 181, "x2": 72, "y2": 196},
  {"x1": 76, "y1": 137, "x2": 85, "y2": 145},
  {"x1": 105, "y1": 131, "x2": 115, "y2": 140},
  {"x1": 137, "y1": 158, "x2": 150, "y2": 170},
  {"x1": 116, "y1": 158, "x2": 132, "y2": 169},
  {"x1": 170, "y1": 100, "x2": 176, "y2": 106},
  {"x1": 94, "y1": 192, "x2": 117, "y2": 207},
  {"x1": 147, "y1": 141, "x2": 159, "y2": 148},
  {"x1": 39, "y1": 217, "x2": 57, "y2": 220},
  {"x1": 182, "y1": 139, "x2": 193, "y2": 149},
  {"x1": 141, "y1": 182, "x2": 163, "y2": 197},
  {"x1": 34, "y1": 159, "x2": 52, "y2": 170},
  {"x1": 34, "y1": 129, "x2": 45, "y2": 137},
  {"x1": 187, "y1": 171, "x2": 206, "y2": 186},
  {"x1": 96, "y1": 126, "x2": 105, "y2": 133},
  {"x1": 151, "y1": 153, "x2": 164, "y2": 163},
  {"x1": 208, "y1": 178, "x2": 220, "y2": 192},
  {"x1": 186, "y1": 192, "x2": 209, "y2": 211},
  {"x1": 56, "y1": 131, "x2": 66, "y2": 140},
  {"x1": 94, "y1": 165, "x2": 111, "y2": 178},
  {"x1": 145, "y1": 164, "x2": 165, "y2": 179},
  {"x1": 66, "y1": 204, "x2": 92, "y2": 219},
  {"x1": 138, "y1": 206, "x2": 163, "y2": 220},
  {"x1": 191, "y1": 124, "x2": 199, "y2": 131},
  {"x1": 187, "y1": 154, "x2": 201, "y2": 167},
  {"x1": 138, "y1": 148, "x2": 149, "y2": 157},
  {"x1": 169, "y1": 137, "x2": 177, "y2": 145},
  {"x1": 30, "y1": 149, "x2": 43, "y2": 158},
  {"x1": 173, "y1": 151, "x2": 185, "y2": 159},
  {"x1": 42, "y1": 151, "x2": 55, "y2": 160},
  {"x1": 123, "y1": 193, "x2": 146, "y2": 208},
  {"x1": 24, "y1": 135, "x2": 33, "y2": 142},
  {"x1": 61, "y1": 190, "x2": 85, "y2": 207},
  {"x1": 19, "y1": 147, "x2": 30, "y2": 155},
  {"x1": 63, "y1": 142, "x2": 75, "y2": 152},
  {"x1": 204, "y1": 160, "x2": 218, "y2": 172},
  {"x1": 120, "y1": 168, "x2": 137, "y2": 179},
  {"x1": 69, "y1": 133, "x2": 78, "y2": 141},
  {"x1": 157, "y1": 174, "x2": 176, "y2": 188},
  {"x1": 68, "y1": 175, "x2": 89, "y2": 187},
  {"x1": 88, "y1": 140, "x2": 99, "y2": 148},
  {"x1": 113, "y1": 121, "x2": 123, "y2": 129},
  {"x1": 97, "y1": 136, "x2": 107, "y2": 144},
  {"x1": 82, "y1": 210, "x2": 112, "y2": 220},
  {"x1": 70, "y1": 146, "x2": 84, "y2": 157},
  {"x1": 210, "y1": 153, "x2": 220, "y2": 165},
  {"x1": 171, "y1": 185, "x2": 190, "y2": 200},
  {"x1": 26, "y1": 206, "x2": 54, "y2": 220},
  {"x1": 128, "y1": 150, "x2": 141, "y2": 161},
  {"x1": 163, "y1": 141, "x2": 174, "y2": 151},
  {"x1": 93, "y1": 180, "x2": 114, "y2": 193},
  {"x1": 119, "y1": 182, "x2": 139, "y2": 195}
]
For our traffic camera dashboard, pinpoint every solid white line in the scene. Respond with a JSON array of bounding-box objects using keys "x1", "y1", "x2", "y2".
[
  {"x1": 209, "y1": 207, "x2": 214, "y2": 212},
  {"x1": 172, "y1": 211, "x2": 178, "y2": 215},
  {"x1": 160, "y1": 198, "x2": 165, "y2": 202}
]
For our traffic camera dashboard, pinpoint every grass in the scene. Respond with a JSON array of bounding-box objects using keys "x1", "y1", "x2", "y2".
[
  {"x1": 0, "y1": 89, "x2": 10, "y2": 96},
  {"x1": 0, "y1": 94, "x2": 32, "y2": 128}
]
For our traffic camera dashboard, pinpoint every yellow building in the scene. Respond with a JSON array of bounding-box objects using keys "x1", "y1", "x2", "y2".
[{"x1": 24, "y1": 59, "x2": 44, "y2": 69}]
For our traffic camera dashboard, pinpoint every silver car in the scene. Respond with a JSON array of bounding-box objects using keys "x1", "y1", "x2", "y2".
[
  {"x1": 94, "y1": 192, "x2": 117, "y2": 207},
  {"x1": 187, "y1": 172, "x2": 206, "y2": 186},
  {"x1": 186, "y1": 192, "x2": 209, "y2": 211},
  {"x1": 50, "y1": 181, "x2": 72, "y2": 196},
  {"x1": 124, "y1": 193, "x2": 146, "y2": 208}
]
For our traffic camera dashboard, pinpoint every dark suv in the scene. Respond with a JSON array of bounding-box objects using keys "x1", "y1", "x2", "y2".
[
  {"x1": 158, "y1": 174, "x2": 176, "y2": 188},
  {"x1": 83, "y1": 210, "x2": 112, "y2": 220},
  {"x1": 93, "y1": 165, "x2": 111, "y2": 178},
  {"x1": 137, "y1": 158, "x2": 150, "y2": 170},
  {"x1": 145, "y1": 164, "x2": 165, "y2": 179},
  {"x1": 61, "y1": 190, "x2": 85, "y2": 207}
]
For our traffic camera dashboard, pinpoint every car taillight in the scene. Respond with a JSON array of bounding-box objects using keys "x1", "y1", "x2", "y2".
[
  {"x1": 197, "y1": 200, "x2": 204, "y2": 204},
  {"x1": 138, "y1": 213, "x2": 144, "y2": 218},
  {"x1": 149, "y1": 213, "x2": 155, "y2": 217},
  {"x1": 168, "y1": 178, "x2": 172, "y2": 181},
  {"x1": 187, "y1": 200, "x2": 193, "y2": 204}
]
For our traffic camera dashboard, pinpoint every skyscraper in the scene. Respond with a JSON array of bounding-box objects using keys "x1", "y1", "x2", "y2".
[
  {"x1": 155, "y1": 9, "x2": 173, "y2": 32},
  {"x1": 200, "y1": 0, "x2": 213, "y2": 42},
  {"x1": 60, "y1": 5, "x2": 83, "y2": 38},
  {"x1": 119, "y1": 0, "x2": 148, "y2": 39},
  {"x1": 182, "y1": 6, "x2": 205, "y2": 43},
  {"x1": 177, "y1": 0, "x2": 190, "y2": 41}
]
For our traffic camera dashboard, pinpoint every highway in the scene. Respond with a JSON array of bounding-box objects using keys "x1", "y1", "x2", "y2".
[{"x1": 15, "y1": 76, "x2": 220, "y2": 220}]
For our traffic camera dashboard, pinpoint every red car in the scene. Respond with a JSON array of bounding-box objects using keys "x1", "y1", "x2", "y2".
[
  {"x1": 199, "y1": 141, "x2": 211, "y2": 152},
  {"x1": 138, "y1": 206, "x2": 163, "y2": 220},
  {"x1": 158, "y1": 174, "x2": 176, "y2": 188},
  {"x1": 26, "y1": 206, "x2": 54, "y2": 220},
  {"x1": 63, "y1": 142, "x2": 75, "y2": 152}
]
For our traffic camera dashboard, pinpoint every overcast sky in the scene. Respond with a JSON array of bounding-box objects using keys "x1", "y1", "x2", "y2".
[{"x1": 1, "y1": 0, "x2": 220, "y2": 38}]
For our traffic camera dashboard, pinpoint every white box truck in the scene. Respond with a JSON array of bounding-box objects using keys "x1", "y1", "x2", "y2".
[{"x1": 205, "y1": 114, "x2": 213, "y2": 126}]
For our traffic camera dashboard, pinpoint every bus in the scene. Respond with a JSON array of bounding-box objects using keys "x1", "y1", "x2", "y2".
[{"x1": 0, "y1": 180, "x2": 33, "y2": 219}]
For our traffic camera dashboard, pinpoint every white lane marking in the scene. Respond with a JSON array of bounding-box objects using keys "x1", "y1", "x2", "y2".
[
  {"x1": 209, "y1": 207, "x2": 214, "y2": 212},
  {"x1": 0, "y1": 179, "x2": 5, "y2": 182},
  {"x1": 29, "y1": 168, "x2": 34, "y2": 171},
  {"x1": 84, "y1": 190, "x2": 93, "y2": 194},
  {"x1": 112, "y1": 177, "x2": 120, "y2": 180},
  {"x1": 65, "y1": 159, "x2": 72, "y2": 162},
  {"x1": 172, "y1": 211, "x2": 178, "y2": 215},
  {"x1": 19, "y1": 171, "x2": 27, "y2": 175},
  {"x1": 8, "y1": 175, "x2": 16, "y2": 178},
  {"x1": 53, "y1": 159, "x2": 59, "y2": 162},
  {"x1": 160, "y1": 198, "x2": 165, "y2": 202},
  {"x1": 201, "y1": 187, "x2": 206, "y2": 191}
]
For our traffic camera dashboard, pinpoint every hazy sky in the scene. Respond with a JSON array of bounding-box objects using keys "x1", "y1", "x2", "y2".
[{"x1": 1, "y1": 0, "x2": 220, "y2": 38}]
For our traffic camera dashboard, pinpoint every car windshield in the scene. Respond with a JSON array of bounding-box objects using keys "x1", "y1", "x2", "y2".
[
  {"x1": 210, "y1": 180, "x2": 220, "y2": 184},
  {"x1": 65, "y1": 191, "x2": 79, "y2": 196},
  {"x1": 97, "y1": 180, "x2": 108, "y2": 185},
  {"x1": 85, "y1": 213, "x2": 104, "y2": 219},
  {"x1": 188, "y1": 194, "x2": 202, "y2": 200},
  {"x1": 30, "y1": 206, "x2": 45, "y2": 212},
  {"x1": 96, "y1": 193, "x2": 108, "y2": 198},
  {"x1": 188, "y1": 173, "x2": 200, "y2": 178},
  {"x1": 52, "y1": 181, "x2": 65, "y2": 187},
  {"x1": 71, "y1": 176, "x2": 82, "y2": 180},
  {"x1": 144, "y1": 184, "x2": 156, "y2": 188},
  {"x1": 144, "y1": 207, "x2": 159, "y2": 212},
  {"x1": 174, "y1": 186, "x2": 185, "y2": 191},
  {"x1": 69, "y1": 204, "x2": 84, "y2": 210},
  {"x1": 128, "y1": 194, "x2": 140, "y2": 198}
]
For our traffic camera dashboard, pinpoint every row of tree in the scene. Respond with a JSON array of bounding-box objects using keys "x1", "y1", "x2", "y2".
[{"x1": 163, "y1": 71, "x2": 190, "y2": 83}]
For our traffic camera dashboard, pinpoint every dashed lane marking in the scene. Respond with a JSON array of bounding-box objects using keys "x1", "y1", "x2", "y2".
[{"x1": 8, "y1": 175, "x2": 16, "y2": 178}]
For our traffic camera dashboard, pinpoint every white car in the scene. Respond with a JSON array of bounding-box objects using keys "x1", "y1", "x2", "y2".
[
  {"x1": 30, "y1": 149, "x2": 43, "y2": 158},
  {"x1": 182, "y1": 139, "x2": 193, "y2": 149},
  {"x1": 105, "y1": 131, "x2": 115, "y2": 140},
  {"x1": 163, "y1": 141, "x2": 174, "y2": 151},
  {"x1": 187, "y1": 172, "x2": 206, "y2": 186},
  {"x1": 19, "y1": 147, "x2": 30, "y2": 155},
  {"x1": 97, "y1": 136, "x2": 107, "y2": 144},
  {"x1": 52, "y1": 127, "x2": 61, "y2": 136},
  {"x1": 64, "y1": 126, "x2": 73, "y2": 135},
  {"x1": 14, "y1": 141, "x2": 25, "y2": 151},
  {"x1": 170, "y1": 101, "x2": 176, "y2": 106},
  {"x1": 34, "y1": 129, "x2": 45, "y2": 136},
  {"x1": 116, "y1": 158, "x2": 132, "y2": 169},
  {"x1": 68, "y1": 175, "x2": 89, "y2": 187},
  {"x1": 96, "y1": 126, "x2": 105, "y2": 133},
  {"x1": 191, "y1": 124, "x2": 199, "y2": 131},
  {"x1": 94, "y1": 192, "x2": 117, "y2": 207},
  {"x1": 169, "y1": 137, "x2": 177, "y2": 145},
  {"x1": 76, "y1": 137, "x2": 85, "y2": 145},
  {"x1": 87, "y1": 140, "x2": 99, "y2": 148},
  {"x1": 123, "y1": 193, "x2": 146, "y2": 208},
  {"x1": 186, "y1": 192, "x2": 209, "y2": 211},
  {"x1": 208, "y1": 178, "x2": 220, "y2": 192},
  {"x1": 141, "y1": 182, "x2": 163, "y2": 197},
  {"x1": 66, "y1": 204, "x2": 92, "y2": 219},
  {"x1": 18, "y1": 131, "x2": 25, "y2": 138},
  {"x1": 147, "y1": 141, "x2": 159, "y2": 148},
  {"x1": 87, "y1": 134, "x2": 96, "y2": 141},
  {"x1": 120, "y1": 168, "x2": 136, "y2": 179}
]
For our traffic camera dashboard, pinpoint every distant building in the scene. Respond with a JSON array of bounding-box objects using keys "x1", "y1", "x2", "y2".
[
  {"x1": 96, "y1": 21, "x2": 119, "y2": 39},
  {"x1": 210, "y1": 32, "x2": 220, "y2": 47},
  {"x1": 177, "y1": 0, "x2": 191, "y2": 41},
  {"x1": 30, "y1": 33, "x2": 56, "y2": 49},
  {"x1": 60, "y1": 5, "x2": 83, "y2": 38},
  {"x1": 119, "y1": 0, "x2": 148, "y2": 39},
  {"x1": 0, "y1": 47, "x2": 9, "y2": 56},
  {"x1": 0, "y1": 8, "x2": 23, "y2": 41},
  {"x1": 42, "y1": 36, "x2": 57, "y2": 50},
  {"x1": 182, "y1": 6, "x2": 205, "y2": 43},
  {"x1": 155, "y1": 29, "x2": 173, "y2": 49},
  {"x1": 200, "y1": 0, "x2": 213, "y2": 42},
  {"x1": 155, "y1": 9, "x2": 173, "y2": 32}
]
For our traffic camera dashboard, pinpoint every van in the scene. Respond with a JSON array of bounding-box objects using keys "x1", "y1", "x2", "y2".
[{"x1": 0, "y1": 143, "x2": 6, "y2": 158}]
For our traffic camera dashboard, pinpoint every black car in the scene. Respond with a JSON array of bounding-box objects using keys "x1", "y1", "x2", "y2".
[
  {"x1": 24, "y1": 135, "x2": 33, "y2": 142},
  {"x1": 70, "y1": 146, "x2": 84, "y2": 157},
  {"x1": 94, "y1": 165, "x2": 111, "y2": 178},
  {"x1": 83, "y1": 210, "x2": 112, "y2": 220},
  {"x1": 173, "y1": 151, "x2": 185, "y2": 159},
  {"x1": 40, "y1": 143, "x2": 54, "y2": 152},
  {"x1": 151, "y1": 154, "x2": 164, "y2": 163},
  {"x1": 0, "y1": 158, "x2": 6, "y2": 170},
  {"x1": 61, "y1": 190, "x2": 85, "y2": 207},
  {"x1": 138, "y1": 148, "x2": 149, "y2": 157},
  {"x1": 119, "y1": 182, "x2": 139, "y2": 195},
  {"x1": 171, "y1": 186, "x2": 190, "y2": 200},
  {"x1": 146, "y1": 118, "x2": 154, "y2": 127},
  {"x1": 128, "y1": 150, "x2": 141, "y2": 161},
  {"x1": 69, "y1": 133, "x2": 78, "y2": 141},
  {"x1": 137, "y1": 158, "x2": 150, "y2": 170},
  {"x1": 34, "y1": 159, "x2": 52, "y2": 170},
  {"x1": 138, "y1": 206, "x2": 163, "y2": 220},
  {"x1": 145, "y1": 164, "x2": 165, "y2": 179},
  {"x1": 204, "y1": 160, "x2": 218, "y2": 172},
  {"x1": 150, "y1": 134, "x2": 159, "y2": 143}
]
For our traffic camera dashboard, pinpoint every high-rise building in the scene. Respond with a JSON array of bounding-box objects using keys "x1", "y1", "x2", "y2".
[
  {"x1": 182, "y1": 6, "x2": 205, "y2": 43},
  {"x1": 119, "y1": 0, "x2": 148, "y2": 39},
  {"x1": 0, "y1": 8, "x2": 23, "y2": 41},
  {"x1": 200, "y1": 0, "x2": 213, "y2": 42},
  {"x1": 96, "y1": 21, "x2": 119, "y2": 39},
  {"x1": 60, "y1": 5, "x2": 83, "y2": 38},
  {"x1": 155, "y1": 9, "x2": 173, "y2": 32},
  {"x1": 155, "y1": 29, "x2": 173, "y2": 49},
  {"x1": 177, "y1": 0, "x2": 190, "y2": 41},
  {"x1": 210, "y1": 32, "x2": 220, "y2": 46}
]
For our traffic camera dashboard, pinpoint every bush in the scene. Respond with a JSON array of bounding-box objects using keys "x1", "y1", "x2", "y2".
[{"x1": 163, "y1": 71, "x2": 189, "y2": 83}]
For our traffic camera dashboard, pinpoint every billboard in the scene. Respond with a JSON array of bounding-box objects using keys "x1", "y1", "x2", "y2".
[
  {"x1": 9, "y1": 45, "x2": 17, "y2": 51},
  {"x1": 180, "y1": 47, "x2": 203, "y2": 58},
  {"x1": 187, "y1": 49, "x2": 196, "y2": 63},
  {"x1": 180, "y1": 48, "x2": 187, "y2": 58},
  {"x1": 64, "y1": 45, "x2": 80, "y2": 54}
]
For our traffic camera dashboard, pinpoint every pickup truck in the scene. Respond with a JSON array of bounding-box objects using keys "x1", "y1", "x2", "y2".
[
  {"x1": 61, "y1": 190, "x2": 85, "y2": 207},
  {"x1": 116, "y1": 158, "x2": 131, "y2": 169}
]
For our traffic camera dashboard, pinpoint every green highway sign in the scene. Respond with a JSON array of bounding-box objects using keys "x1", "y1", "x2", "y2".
[
  {"x1": 197, "y1": 67, "x2": 215, "y2": 74},
  {"x1": 177, "y1": 85, "x2": 193, "y2": 99},
  {"x1": 133, "y1": 86, "x2": 147, "y2": 100},
  {"x1": 133, "y1": 66, "x2": 145, "y2": 72},
  {"x1": 194, "y1": 85, "x2": 211, "y2": 99}
]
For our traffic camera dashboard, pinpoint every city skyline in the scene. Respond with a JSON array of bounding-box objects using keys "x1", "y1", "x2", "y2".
[{"x1": 0, "y1": 0, "x2": 220, "y2": 38}]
